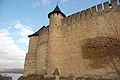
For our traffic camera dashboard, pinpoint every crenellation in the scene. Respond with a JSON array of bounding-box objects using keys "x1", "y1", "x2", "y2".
[
  {"x1": 22, "y1": 1, "x2": 120, "y2": 79},
  {"x1": 110, "y1": 0, "x2": 118, "y2": 7},
  {"x1": 91, "y1": 6, "x2": 97, "y2": 16},
  {"x1": 62, "y1": 12, "x2": 81, "y2": 26},
  {"x1": 81, "y1": 10, "x2": 86, "y2": 19},
  {"x1": 103, "y1": 2, "x2": 110, "y2": 11},
  {"x1": 86, "y1": 8, "x2": 92, "y2": 18},
  {"x1": 49, "y1": 14, "x2": 54, "y2": 20},
  {"x1": 58, "y1": 13, "x2": 63, "y2": 18},
  {"x1": 97, "y1": 4, "x2": 103, "y2": 13},
  {"x1": 61, "y1": 0, "x2": 120, "y2": 27}
]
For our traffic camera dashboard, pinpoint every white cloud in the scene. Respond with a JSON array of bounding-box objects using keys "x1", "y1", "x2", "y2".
[
  {"x1": 61, "y1": 0, "x2": 69, "y2": 2},
  {"x1": 32, "y1": 2, "x2": 40, "y2": 8},
  {"x1": 0, "y1": 20, "x2": 33, "y2": 68},
  {"x1": 14, "y1": 20, "x2": 33, "y2": 44},
  {"x1": 0, "y1": 29, "x2": 25, "y2": 68},
  {"x1": 41, "y1": 0, "x2": 50, "y2": 5},
  {"x1": 14, "y1": 20, "x2": 33, "y2": 37},
  {"x1": 18, "y1": 38, "x2": 29, "y2": 44},
  {"x1": 0, "y1": 29, "x2": 25, "y2": 57},
  {"x1": 32, "y1": 0, "x2": 69, "y2": 6},
  {"x1": 0, "y1": 29, "x2": 10, "y2": 36}
]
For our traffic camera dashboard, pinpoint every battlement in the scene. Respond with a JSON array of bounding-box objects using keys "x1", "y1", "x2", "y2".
[
  {"x1": 62, "y1": 0, "x2": 120, "y2": 26},
  {"x1": 23, "y1": 0, "x2": 120, "y2": 78}
]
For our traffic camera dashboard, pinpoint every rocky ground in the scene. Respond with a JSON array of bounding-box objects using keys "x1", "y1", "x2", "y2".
[
  {"x1": 18, "y1": 74, "x2": 120, "y2": 80},
  {"x1": 0, "y1": 74, "x2": 12, "y2": 80}
]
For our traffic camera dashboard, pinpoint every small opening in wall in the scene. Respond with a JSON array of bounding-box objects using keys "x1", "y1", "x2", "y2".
[
  {"x1": 109, "y1": 3, "x2": 112, "y2": 8},
  {"x1": 55, "y1": 24, "x2": 57, "y2": 25}
]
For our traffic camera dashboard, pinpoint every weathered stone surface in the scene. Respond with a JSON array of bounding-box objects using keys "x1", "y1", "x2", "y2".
[
  {"x1": 22, "y1": 0, "x2": 120, "y2": 79},
  {"x1": 81, "y1": 36, "x2": 120, "y2": 69}
]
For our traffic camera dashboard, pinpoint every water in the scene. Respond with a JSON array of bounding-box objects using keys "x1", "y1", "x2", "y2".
[{"x1": 0, "y1": 73, "x2": 22, "y2": 80}]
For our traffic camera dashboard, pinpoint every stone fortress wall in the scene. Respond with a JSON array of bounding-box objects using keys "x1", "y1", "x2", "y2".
[
  {"x1": 23, "y1": 36, "x2": 38, "y2": 76},
  {"x1": 23, "y1": 0, "x2": 120, "y2": 79},
  {"x1": 23, "y1": 26, "x2": 49, "y2": 76},
  {"x1": 36, "y1": 26, "x2": 49, "y2": 75},
  {"x1": 58, "y1": 0, "x2": 120, "y2": 77}
]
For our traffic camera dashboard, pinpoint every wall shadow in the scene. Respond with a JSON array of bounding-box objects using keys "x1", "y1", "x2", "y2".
[{"x1": 81, "y1": 36, "x2": 120, "y2": 69}]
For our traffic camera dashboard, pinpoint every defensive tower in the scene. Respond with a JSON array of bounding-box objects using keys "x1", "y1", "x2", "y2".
[
  {"x1": 22, "y1": 0, "x2": 120, "y2": 79},
  {"x1": 47, "y1": 5, "x2": 66, "y2": 75}
]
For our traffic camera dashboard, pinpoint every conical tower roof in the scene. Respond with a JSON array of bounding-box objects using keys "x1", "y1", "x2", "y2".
[
  {"x1": 53, "y1": 5, "x2": 61, "y2": 12},
  {"x1": 48, "y1": 5, "x2": 66, "y2": 18}
]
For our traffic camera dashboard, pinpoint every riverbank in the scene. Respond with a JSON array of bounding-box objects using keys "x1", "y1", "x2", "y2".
[{"x1": 0, "y1": 73, "x2": 22, "y2": 80}]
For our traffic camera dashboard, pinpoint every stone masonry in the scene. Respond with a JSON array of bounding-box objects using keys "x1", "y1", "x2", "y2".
[{"x1": 23, "y1": 0, "x2": 120, "y2": 79}]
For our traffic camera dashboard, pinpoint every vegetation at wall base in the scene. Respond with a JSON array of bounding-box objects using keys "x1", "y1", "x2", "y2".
[{"x1": 18, "y1": 74, "x2": 44, "y2": 80}]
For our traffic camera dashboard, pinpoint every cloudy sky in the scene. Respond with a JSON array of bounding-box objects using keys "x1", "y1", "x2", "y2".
[{"x1": 0, "y1": 0, "x2": 111, "y2": 68}]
